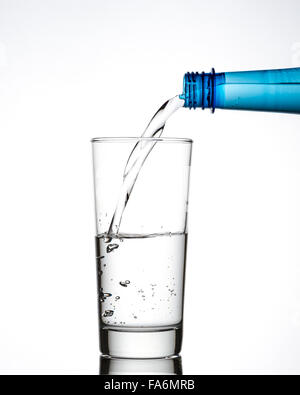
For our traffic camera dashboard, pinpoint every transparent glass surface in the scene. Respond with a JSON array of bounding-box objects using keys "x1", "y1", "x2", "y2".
[
  {"x1": 100, "y1": 355, "x2": 182, "y2": 375},
  {"x1": 92, "y1": 138, "x2": 193, "y2": 358}
]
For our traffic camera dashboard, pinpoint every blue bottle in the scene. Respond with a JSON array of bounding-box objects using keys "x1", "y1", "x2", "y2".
[{"x1": 181, "y1": 67, "x2": 300, "y2": 114}]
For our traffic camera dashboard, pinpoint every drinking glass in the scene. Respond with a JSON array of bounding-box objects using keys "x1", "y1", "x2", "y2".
[{"x1": 92, "y1": 137, "x2": 193, "y2": 358}]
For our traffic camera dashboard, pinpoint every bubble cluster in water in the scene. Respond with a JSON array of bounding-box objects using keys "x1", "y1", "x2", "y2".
[{"x1": 96, "y1": 232, "x2": 186, "y2": 328}]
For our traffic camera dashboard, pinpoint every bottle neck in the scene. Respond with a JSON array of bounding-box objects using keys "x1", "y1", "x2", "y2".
[
  {"x1": 180, "y1": 69, "x2": 225, "y2": 111},
  {"x1": 181, "y1": 67, "x2": 300, "y2": 114}
]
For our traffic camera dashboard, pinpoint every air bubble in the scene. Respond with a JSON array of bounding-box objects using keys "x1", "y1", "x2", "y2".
[
  {"x1": 103, "y1": 310, "x2": 114, "y2": 317},
  {"x1": 120, "y1": 280, "x2": 130, "y2": 287},
  {"x1": 100, "y1": 292, "x2": 112, "y2": 302},
  {"x1": 106, "y1": 244, "x2": 119, "y2": 253}
]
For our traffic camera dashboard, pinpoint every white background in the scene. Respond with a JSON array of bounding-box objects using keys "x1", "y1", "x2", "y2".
[{"x1": 0, "y1": 0, "x2": 300, "y2": 375}]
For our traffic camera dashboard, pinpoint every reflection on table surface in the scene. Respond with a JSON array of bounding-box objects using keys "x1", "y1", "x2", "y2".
[{"x1": 100, "y1": 355, "x2": 182, "y2": 375}]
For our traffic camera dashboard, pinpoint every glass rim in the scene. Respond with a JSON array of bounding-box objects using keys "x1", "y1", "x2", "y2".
[{"x1": 91, "y1": 137, "x2": 193, "y2": 144}]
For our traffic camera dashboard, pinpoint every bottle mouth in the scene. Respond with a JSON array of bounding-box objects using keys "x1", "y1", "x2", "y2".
[{"x1": 182, "y1": 69, "x2": 216, "y2": 111}]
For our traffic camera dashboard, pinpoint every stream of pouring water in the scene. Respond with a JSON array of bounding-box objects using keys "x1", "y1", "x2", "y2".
[{"x1": 108, "y1": 95, "x2": 184, "y2": 235}]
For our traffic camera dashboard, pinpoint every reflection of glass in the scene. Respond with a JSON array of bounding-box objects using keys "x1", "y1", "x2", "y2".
[
  {"x1": 99, "y1": 355, "x2": 182, "y2": 375},
  {"x1": 92, "y1": 138, "x2": 193, "y2": 358}
]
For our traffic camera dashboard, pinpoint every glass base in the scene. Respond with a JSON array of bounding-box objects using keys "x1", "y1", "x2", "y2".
[
  {"x1": 100, "y1": 326, "x2": 182, "y2": 359},
  {"x1": 100, "y1": 355, "x2": 182, "y2": 375}
]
